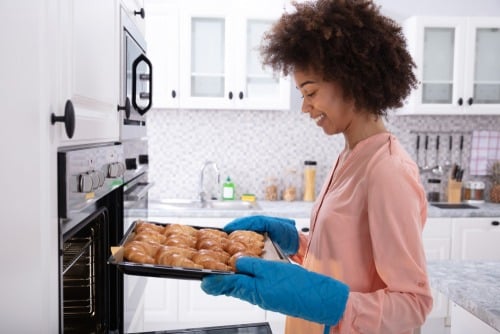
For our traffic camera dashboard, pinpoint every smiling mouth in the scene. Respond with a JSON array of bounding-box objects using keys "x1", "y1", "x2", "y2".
[{"x1": 313, "y1": 114, "x2": 325, "y2": 125}]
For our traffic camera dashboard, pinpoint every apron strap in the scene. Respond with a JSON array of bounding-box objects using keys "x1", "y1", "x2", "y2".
[{"x1": 323, "y1": 325, "x2": 331, "y2": 334}]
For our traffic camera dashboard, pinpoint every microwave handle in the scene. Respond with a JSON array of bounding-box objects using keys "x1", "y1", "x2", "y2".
[{"x1": 132, "y1": 54, "x2": 153, "y2": 115}]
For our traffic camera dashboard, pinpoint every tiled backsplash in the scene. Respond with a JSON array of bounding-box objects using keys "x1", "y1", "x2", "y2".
[{"x1": 147, "y1": 108, "x2": 500, "y2": 201}]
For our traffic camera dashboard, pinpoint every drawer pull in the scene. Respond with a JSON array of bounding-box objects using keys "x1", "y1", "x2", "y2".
[{"x1": 492, "y1": 221, "x2": 499, "y2": 226}]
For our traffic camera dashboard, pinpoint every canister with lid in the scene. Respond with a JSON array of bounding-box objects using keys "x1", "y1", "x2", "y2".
[
  {"x1": 303, "y1": 161, "x2": 317, "y2": 202},
  {"x1": 427, "y1": 178, "x2": 441, "y2": 202},
  {"x1": 463, "y1": 181, "x2": 485, "y2": 203}
]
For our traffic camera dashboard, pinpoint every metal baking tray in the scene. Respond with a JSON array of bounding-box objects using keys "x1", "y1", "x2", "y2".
[{"x1": 108, "y1": 220, "x2": 289, "y2": 280}]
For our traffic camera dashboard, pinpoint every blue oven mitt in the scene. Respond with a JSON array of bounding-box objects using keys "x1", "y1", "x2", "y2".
[
  {"x1": 224, "y1": 215, "x2": 299, "y2": 255},
  {"x1": 201, "y1": 257, "x2": 349, "y2": 326}
]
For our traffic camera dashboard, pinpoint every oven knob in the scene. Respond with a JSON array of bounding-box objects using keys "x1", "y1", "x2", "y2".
[
  {"x1": 79, "y1": 173, "x2": 93, "y2": 193},
  {"x1": 97, "y1": 170, "x2": 105, "y2": 187},
  {"x1": 90, "y1": 171, "x2": 100, "y2": 190},
  {"x1": 108, "y1": 163, "x2": 119, "y2": 178}
]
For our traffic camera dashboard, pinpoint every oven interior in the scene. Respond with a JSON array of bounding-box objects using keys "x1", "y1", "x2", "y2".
[{"x1": 62, "y1": 209, "x2": 109, "y2": 334}]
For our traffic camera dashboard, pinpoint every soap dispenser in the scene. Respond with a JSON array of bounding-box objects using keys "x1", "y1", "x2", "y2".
[{"x1": 222, "y1": 176, "x2": 235, "y2": 200}]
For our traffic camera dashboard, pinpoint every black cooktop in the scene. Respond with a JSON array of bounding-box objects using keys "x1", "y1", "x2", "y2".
[{"x1": 134, "y1": 322, "x2": 273, "y2": 334}]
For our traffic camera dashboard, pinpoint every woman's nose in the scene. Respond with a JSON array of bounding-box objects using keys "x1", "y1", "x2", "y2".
[{"x1": 301, "y1": 99, "x2": 310, "y2": 114}]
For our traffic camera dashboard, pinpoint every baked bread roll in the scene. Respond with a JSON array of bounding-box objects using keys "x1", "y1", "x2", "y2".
[
  {"x1": 135, "y1": 221, "x2": 165, "y2": 234},
  {"x1": 156, "y1": 252, "x2": 202, "y2": 269},
  {"x1": 197, "y1": 228, "x2": 228, "y2": 239},
  {"x1": 228, "y1": 230, "x2": 264, "y2": 242},
  {"x1": 134, "y1": 231, "x2": 167, "y2": 244},
  {"x1": 163, "y1": 233, "x2": 197, "y2": 248},
  {"x1": 163, "y1": 223, "x2": 198, "y2": 237},
  {"x1": 193, "y1": 249, "x2": 230, "y2": 264},
  {"x1": 123, "y1": 241, "x2": 156, "y2": 264}
]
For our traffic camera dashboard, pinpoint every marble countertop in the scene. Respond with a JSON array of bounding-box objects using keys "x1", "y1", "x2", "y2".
[
  {"x1": 128, "y1": 199, "x2": 500, "y2": 219},
  {"x1": 427, "y1": 260, "x2": 500, "y2": 331}
]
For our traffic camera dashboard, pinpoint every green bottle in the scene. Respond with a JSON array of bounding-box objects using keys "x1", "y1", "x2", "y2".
[{"x1": 222, "y1": 176, "x2": 235, "y2": 200}]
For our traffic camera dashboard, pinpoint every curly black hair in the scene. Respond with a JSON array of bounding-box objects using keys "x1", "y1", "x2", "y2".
[{"x1": 260, "y1": 0, "x2": 417, "y2": 116}]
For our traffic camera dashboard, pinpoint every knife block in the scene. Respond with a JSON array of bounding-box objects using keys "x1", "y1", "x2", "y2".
[{"x1": 447, "y1": 179, "x2": 462, "y2": 203}]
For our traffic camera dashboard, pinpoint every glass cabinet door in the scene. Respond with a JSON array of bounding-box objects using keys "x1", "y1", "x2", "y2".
[
  {"x1": 246, "y1": 19, "x2": 279, "y2": 99},
  {"x1": 422, "y1": 27, "x2": 456, "y2": 104},
  {"x1": 190, "y1": 17, "x2": 225, "y2": 98},
  {"x1": 473, "y1": 27, "x2": 500, "y2": 104}
]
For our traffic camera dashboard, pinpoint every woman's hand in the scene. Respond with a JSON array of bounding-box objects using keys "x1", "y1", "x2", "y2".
[{"x1": 201, "y1": 257, "x2": 349, "y2": 326}]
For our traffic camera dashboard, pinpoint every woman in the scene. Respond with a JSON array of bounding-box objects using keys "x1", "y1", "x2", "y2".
[{"x1": 201, "y1": 0, "x2": 433, "y2": 333}]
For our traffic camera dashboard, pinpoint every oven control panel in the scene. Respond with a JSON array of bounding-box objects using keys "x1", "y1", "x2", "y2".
[{"x1": 58, "y1": 143, "x2": 125, "y2": 219}]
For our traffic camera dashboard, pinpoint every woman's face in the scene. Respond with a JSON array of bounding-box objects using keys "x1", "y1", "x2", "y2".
[{"x1": 294, "y1": 69, "x2": 356, "y2": 136}]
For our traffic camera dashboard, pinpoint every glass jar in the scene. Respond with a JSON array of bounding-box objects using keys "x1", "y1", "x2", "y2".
[
  {"x1": 283, "y1": 168, "x2": 298, "y2": 202},
  {"x1": 427, "y1": 178, "x2": 441, "y2": 202},
  {"x1": 264, "y1": 177, "x2": 279, "y2": 201},
  {"x1": 303, "y1": 161, "x2": 317, "y2": 202}
]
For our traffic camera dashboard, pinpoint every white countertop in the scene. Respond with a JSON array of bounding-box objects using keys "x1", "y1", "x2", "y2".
[
  {"x1": 427, "y1": 260, "x2": 500, "y2": 332},
  {"x1": 128, "y1": 200, "x2": 500, "y2": 219}
]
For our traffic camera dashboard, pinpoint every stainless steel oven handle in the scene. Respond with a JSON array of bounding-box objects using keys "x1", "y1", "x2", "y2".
[{"x1": 127, "y1": 181, "x2": 155, "y2": 201}]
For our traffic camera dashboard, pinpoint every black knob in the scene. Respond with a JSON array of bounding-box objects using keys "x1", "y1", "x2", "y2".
[
  {"x1": 301, "y1": 227, "x2": 310, "y2": 233},
  {"x1": 138, "y1": 154, "x2": 149, "y2": 164},
  {"x1": 51, "y1": 99, "x2": 75, "y2": 139},
  {"x1": 125, "y1": 158, "x2": 137, "y2": 170},
  {"x1": 467, "y1": 97, "x2": 473, "y2": 105},
  {"x1": 171, "y1": 90, "x2": 176, "y2": 98},
  {"x1": 228, "y1": 91, "x2": 233, "y2": 100},
  {"x1": 239, "y1": 91, "x2": 244, "y2": 99},
  {"x1": 134, "y1": 8, "x2": 145, "y2": 19},
  {"x1": 492, "y1": 221, "x2": 499, "y2": 226},
  {"x1": 457, "y1": 98, "x2": 463, "y2": 106},
  {"x1": 117, "y1": 97, "x2": 131, "y2": 119}
]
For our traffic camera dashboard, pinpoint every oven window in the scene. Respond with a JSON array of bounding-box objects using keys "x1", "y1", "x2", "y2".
[{"x1": 62, "y1": 210, "x2": 109, "y2": 333}]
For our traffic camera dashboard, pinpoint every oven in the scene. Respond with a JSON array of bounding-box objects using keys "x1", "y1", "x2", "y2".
[
  {"x1": 119, "y1": 7, "x2": 153, "y2": 141},
  {"x1": 57, "y1": 143, "x2": 125, "y2": 333}
]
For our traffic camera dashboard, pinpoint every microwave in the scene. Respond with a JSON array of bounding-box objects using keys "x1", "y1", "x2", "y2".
[{"x1": 119, "y1": 8, "x2": 153, "y2": 140}]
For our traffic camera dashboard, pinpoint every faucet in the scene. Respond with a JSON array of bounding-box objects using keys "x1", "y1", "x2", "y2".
[{"x1": 199, "y1": 161, "x2": 220, "y2": 205}]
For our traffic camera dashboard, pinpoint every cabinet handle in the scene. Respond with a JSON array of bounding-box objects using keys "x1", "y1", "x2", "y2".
[
  {"x1": 457, "y1": 98, "x2": 463, "y2": 106},
  {"x1": 239, "y1": 91, "x2": 244, "y2": 100},
  {"x1": 301, "y1": 227, "x2": 310, "y2": 233},
  {"x1": 468, "y1": 97, "x2": 473, "y2": 105},
  {"x1": 492, "y1": 221, "x2": 499, "y2": 226},
  {"x1": 228, "y1": 91, "x2": 233, "y2": 100},
  {"x1": 51, "y1": 100, "x2": 75, "y2": 139},
  {"x1": 117, "y1": 97, "x2": 131, "y2": 119},
  {"x1": 171, "y1": 90, "x2": 176, "y2": 98},
  {"x1": 134, "y1": 8, "x2": 145, "y2": 19}
]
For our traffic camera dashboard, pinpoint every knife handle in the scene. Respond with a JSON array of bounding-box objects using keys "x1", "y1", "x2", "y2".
[
  {"x1": 460, "y1": 135, "x2": 464, "y2": 150},
  {"x1": 416, "y1": 135, "x2": 420, "y2": 150},
  {"x1": 425, "y1": 135, "x2": 429, "y2": 150},
  {"x1": 449, "y1": 135, "x2": 453, "y2": 150},
  {"x1": 436, "y1": 135, "x2": 440, "y2": 150}
]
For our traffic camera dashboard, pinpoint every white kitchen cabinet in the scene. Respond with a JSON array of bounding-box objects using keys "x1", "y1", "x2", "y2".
[
  {"x1": 122, "y1": 0, "x2": 146, "y2": 36},
  {"x1": 402, "y1": 16, "x2": 500, "y2": 115},
  {"x1": 146, "y1": 0, "x2": 180, "y2": 108},
  {"x1": 146, "y1": 0, "x2": 291, "y2": 110},
  {"x1": 55, "y1": 0, "x2": 120, "y2": 145},
  {"x1": 422, "y1": 218, "x2": 452, "y2": 321},
  {"x1": 450, "y1": 303, "x2": 498, "y2": 334},
  {"x1": 451, "y1": 217, "x2": 500, "y2": 260}
]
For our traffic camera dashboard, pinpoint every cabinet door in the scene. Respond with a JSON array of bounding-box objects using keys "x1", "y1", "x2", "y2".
[
  {"x1": 146, "y1": 0, "x2": 180, "y2": 108},
  {"x1": 122, "y1": 0, "x2": 146, "y2": 35},
  {"x1": 422, "y1": 219, "x2": 452, "y2": 320},
  {"x1": 402, "y1": 17, "x2": 466, "y2": 115},
  {"x1": 450, "y1": 303, "x2": 498, "y2": 334},
  {"x1": 233, "y1": 1, "x2": 291, "y2": 110},
  {"x1": 451, "y1": 217, "x2": 500, "y2": 260},
  {"x1": 179, "y1": 1, "x2": 232, "y2": 109},
  {"x1": 463, "y1": 17, "x2": 500, "y2": 114},
  {"x1": 57, "y1": 0, "x2": 120, "y2": 145}
]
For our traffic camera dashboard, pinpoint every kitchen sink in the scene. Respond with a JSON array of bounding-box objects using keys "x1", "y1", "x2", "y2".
[
  {"x1": 431, "y1": 203, "x2": 479, "y2": 209},
  {"x1": 151, "y1": 199, "x2": 261, "y2": 211}
]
